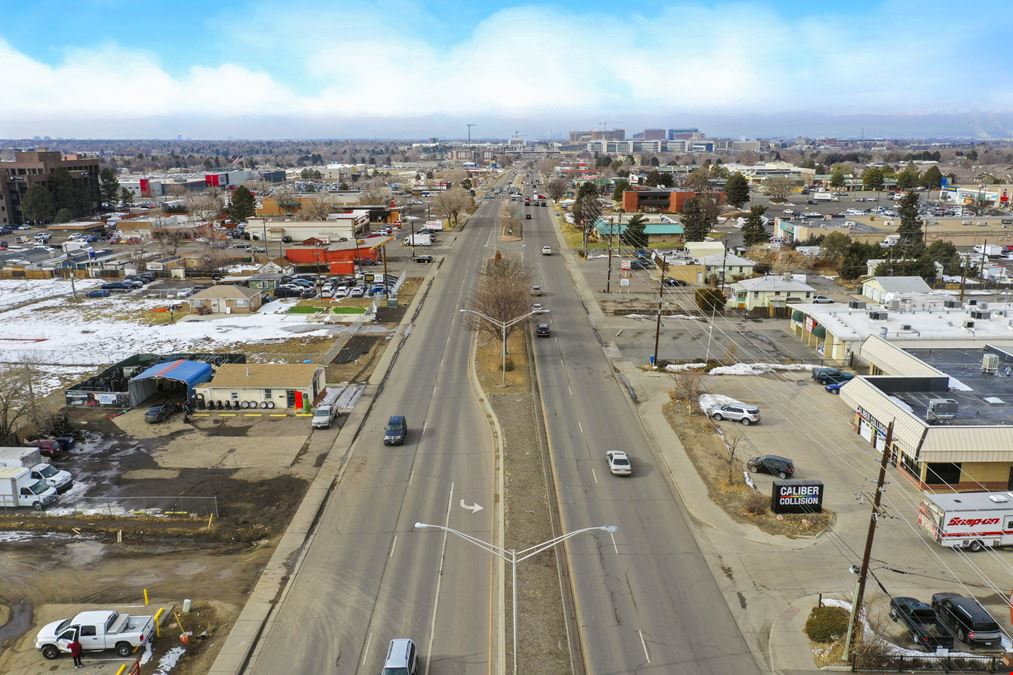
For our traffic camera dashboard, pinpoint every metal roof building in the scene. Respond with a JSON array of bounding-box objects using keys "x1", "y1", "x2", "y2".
[{"x1": 128, "y1": 359, "x2": 214, "y2": 406}]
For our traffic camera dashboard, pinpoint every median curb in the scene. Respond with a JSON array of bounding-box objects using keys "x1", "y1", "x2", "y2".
[{"x1": 209, "y1": 262, "x2": 443, "y2": 675}]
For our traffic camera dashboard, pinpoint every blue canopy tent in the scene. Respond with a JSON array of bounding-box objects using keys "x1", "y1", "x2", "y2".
[{"x1": 127, "y1": 359, "x2": 213, "y2": 407}]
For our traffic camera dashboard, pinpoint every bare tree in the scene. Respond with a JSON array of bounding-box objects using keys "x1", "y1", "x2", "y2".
[
  {"x1": 764, "y1": 177, "x2": 794, "y2": 201},
  {"x1": 465, "y1": 252, "x2": 531, "y2": 348},
  {"x1": 0, "y1": 361, "x2": 64, "y2": 444},
  {"x1": 715, "y1": 430, "x2": 745, "y2": 483},
  {"x1": 299, "y1": 197, "x2": 333, "y2": 221},
  {"x1": 545, "y1": 178, "x2": 569, "y2": 201},
  {"x1": 358, "y1": 187, "x2": 389, "y2": 206},
  {"x1": 499, "y1": 202, "x2": 522, "y2": 237},
  {"x1": 669, "y1": 369, "x2": 704, "y2": 415},
  {"x1": 193, "y1": 224, "x2": 229, "y2": 273},
  {"x1": 187, "y1": 189, "x2": 224, "y2": 223},
  {"x1": 432, "y1": 186, "x2": 474, "y2": 228},
  {"x1": 152, "y1": 229, "x2": 187, "y2": 256},
  {"x1": 572, "y1": 190, "x2": 602, "y2": 255}
]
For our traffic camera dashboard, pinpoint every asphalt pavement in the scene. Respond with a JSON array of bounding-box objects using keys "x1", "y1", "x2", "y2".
[
  {"x1": 499, "y1": 197, "x2": 763, "y2": 674},
  {"x1": 247, "y1": 200, "x2": 501, "y2": 675}
]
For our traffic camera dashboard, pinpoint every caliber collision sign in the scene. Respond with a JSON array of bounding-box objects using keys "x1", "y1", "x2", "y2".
[{"x1": 771, "y1": 480, "x2": 824, "y2": 514}]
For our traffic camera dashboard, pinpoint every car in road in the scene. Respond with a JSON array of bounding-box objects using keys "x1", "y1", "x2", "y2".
[
  {"x1": 709, "y1": 403, "x2": 760, "y2": 425},
  {"x1": 541, "y1": 246, "x2": 552, "y2": 255},
  {"x1": 525, "y1": 213, "x2": 532, "y2": 220},
  {"x1": 85, "y1": 289, "x2": 111, "y2": 298},
  {"x1": 144, "y1": 402, "x2": 177, "y2": 424},
  {"x1": 931, "y1": 593, "x2": 1003, "y2": 648},
  {"x1": 811, "y1": 295, "x2": 833, "y2": 303},
  {"x1": 531, "y1": 303, "x2": 545, "y2": 314},
  {"x1": 413, "y1": 255, "x2": 434, "y2": 263},
  {"x1": 628, "y1": 259, "x2": 650, "y2": 270},
  {"x1": 747, "y1": 455, "x2": 795, "y2": 479},
  {"x1": 535, "y1": 323, "x2": 550, "y2": 337},
  {"x1": 812, "y1": 368, "x2": 854, "y2": 385},
  {"x1": 662, "y1": 278, "x2": 687, "y2": 287},
  {"x1": 384, "y1": 416, "x2": 408, "y2": 446},
  {"x1": 605, "y1": 450, "x2": 632, "y2": 476},
  {"x1": 382, "y1": 638, "x2": 418, "y2": 675},
  {"x1": 530, "y1": 284, "x2": 542, "y2": 296}
]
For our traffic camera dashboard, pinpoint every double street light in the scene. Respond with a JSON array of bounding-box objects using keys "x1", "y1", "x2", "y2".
[
  {"x1": 458, "y1": 307, "x2": 544, "y2": 387},
  {"x1": 413, "y1": 522, "x2": 617, "y2": 675}
]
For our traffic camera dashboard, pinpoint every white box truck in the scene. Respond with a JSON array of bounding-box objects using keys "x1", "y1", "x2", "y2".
[
  {"x1": 0, "y1": 447, "x2": 73, "y2": 492},
  {"x1": 812, "y1": 191, "x2": 838, "y2": 202},
  {"x1": 0, "y1": 466, "x2": 59, "y2": 510},
  {"x1": 403, "y1": 233, "x2": 433, "y2": 247},
  {"x1": 974, "y1": 243, "x2": 1003, "y2": 257},
  {"x1": 918, "y1": 491, "x2": 1013, "y2": 551},
  {"x1": 422, "y1": 220, "x2": 444, "y2": 232}
]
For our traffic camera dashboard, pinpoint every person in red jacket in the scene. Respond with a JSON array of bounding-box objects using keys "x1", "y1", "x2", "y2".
[{"x1": 68, "y1": 637, "x2": 83, "y2": 668}]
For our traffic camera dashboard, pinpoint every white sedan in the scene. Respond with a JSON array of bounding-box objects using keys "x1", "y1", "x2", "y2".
[
  {"x1": 606, "y1": 450, "x2": 632, "y2": 476},
  {"x1": 542, "y1": 246, "x2": 552, "y2": 255}
]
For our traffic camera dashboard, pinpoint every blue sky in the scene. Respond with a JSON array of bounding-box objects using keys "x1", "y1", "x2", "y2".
[{"x1": 1, "y1": 0, "x2": 1011, "y2": 138}]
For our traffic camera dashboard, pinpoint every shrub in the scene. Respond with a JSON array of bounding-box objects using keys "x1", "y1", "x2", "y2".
[
  {"x1": 744, "y1": 493, "x2": 767, "y2": 516},
  {"x1": 695, "y1": 288, "x2": 726, "y2": 312},
  {"x1": 805, "y1": 605, "x2": 850, "y2": 643}
]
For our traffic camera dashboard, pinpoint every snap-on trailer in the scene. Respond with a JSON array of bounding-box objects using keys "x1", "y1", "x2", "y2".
[{"x1": 918, "y1": 491, "x2": 1013, "y2": 552}]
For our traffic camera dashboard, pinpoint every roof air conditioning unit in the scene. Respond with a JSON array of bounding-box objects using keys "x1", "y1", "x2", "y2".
[
  {"x1": 982, "y1": 353, "x2": 1000, "y2": 374},
  {"x1": 848, "y1": 301, "x2": 866, "y2": 309},
  {"x1": 963, "y1": 319, "x2": 975, "y2": 329},
  {"x1": 927, "y1": 398, "x2": 959, "y2": 424},
  {"x1": 969, "y1": 299, "x2": 978, "y2": 306},
  {"x1": 979, "y1": 302, "x2": 989, "y2": 310},
  {"x1": 868, "y1": 310, "x2": 888, "y2": 320},
  {"x1": 901, "y1": 324, "x2": 912, "y2": 331},
  {"x1": 971, "y1": 310, "x2": 991, "y2": 320},
  {"x1": 944, "y1": 300, "x2": 961, "y2": 309}
]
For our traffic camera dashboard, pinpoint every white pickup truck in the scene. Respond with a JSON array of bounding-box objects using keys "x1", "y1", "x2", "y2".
[{"x1": 36, "y1": 610, "x2": 155, "y2": 659}]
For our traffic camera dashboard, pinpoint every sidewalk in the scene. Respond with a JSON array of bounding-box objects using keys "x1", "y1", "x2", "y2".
[{"x1": 767, "y1": 595, "x2": 830, "y2": 674}]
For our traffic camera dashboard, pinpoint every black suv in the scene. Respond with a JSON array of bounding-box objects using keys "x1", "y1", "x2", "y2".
[
  {"x1": 931, "y1": 593, "x2": 1003, "y2": 647},
  {"x1": 536, "y1": 323, "x2": 550, "y2": 337},
  {"x1": 746, "y1": 455, "x2": 794, "y2": 479},
  {"x1": 413, "y1": 255, "x2": 434, "y2": 263}
]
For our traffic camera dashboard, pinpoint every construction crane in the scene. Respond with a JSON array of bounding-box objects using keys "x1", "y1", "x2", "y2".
[{"x1": 467, "y1": 124, "x2": 476, "y2": 143}]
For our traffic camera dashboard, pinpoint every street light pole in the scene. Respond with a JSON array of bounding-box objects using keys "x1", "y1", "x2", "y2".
[
  {"x1": 460, "y1": 308, "x2": 541, "y2": 387},
  {"x1": 414, "y1": 522, "x2": 617, "y2": 675}
]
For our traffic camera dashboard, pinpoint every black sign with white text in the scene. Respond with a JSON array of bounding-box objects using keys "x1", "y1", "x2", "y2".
[{"x1": 771, "y1": 480, "x2": 824, "y2": 514}]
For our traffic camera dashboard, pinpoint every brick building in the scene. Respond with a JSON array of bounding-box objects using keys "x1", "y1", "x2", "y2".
[{"x1": 0, "y1": 150, "x2": 100, "y2": 226}]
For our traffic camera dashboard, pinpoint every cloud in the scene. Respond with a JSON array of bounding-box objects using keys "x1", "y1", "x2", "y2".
[{"x1": 0, "y1": 0, "x2": 1011, "y2": 136}]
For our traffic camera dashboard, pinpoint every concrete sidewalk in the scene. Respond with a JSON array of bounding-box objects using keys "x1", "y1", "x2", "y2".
[
  {"x1": 767, "y1": 595, "x2": 829, "y2": 674},
  {"x1": 208, "y1": 262, "x2": 444, "y2": 675}
]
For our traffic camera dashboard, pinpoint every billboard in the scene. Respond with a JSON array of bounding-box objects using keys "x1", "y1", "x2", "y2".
[{"x1": 771, "y1": 480, "x2": 824, "y2": 514}]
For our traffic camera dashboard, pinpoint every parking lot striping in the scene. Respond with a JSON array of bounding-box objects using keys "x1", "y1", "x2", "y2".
[
  {"x1": 638, "y1": 630, "x2": 651, "y2": 663},
  {"x1": 591, "y1": 467, "x2": 598, "y2": 485},
  {"x1": 361, "y1": 631, "x2": 372, "y2": 666},
  {"x1": 389, "y1": 534, "x2": 397, "y2": 558},
  {"x1": 424, "y1": 482, "x2": 455, "y2": 675},
  {"x1": 609, "y1": 531, "x2": 619, "y2": 555}
]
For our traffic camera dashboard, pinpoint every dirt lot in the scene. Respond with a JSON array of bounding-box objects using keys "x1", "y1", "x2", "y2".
[
  {"x1": 662, "y1": 397, "x2": 833, "y2": 537},
  {"x1": 0, "y1": 405, "x2": 338, "y2": 673}
]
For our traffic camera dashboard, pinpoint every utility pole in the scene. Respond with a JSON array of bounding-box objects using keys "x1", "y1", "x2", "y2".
[
  {"x1": 410, "y1": 218, "x2": 416, "y2": 258},
  {"x1": 843, "y1": 420, "x2": 894, "y2": 663},
  {"x1": 719, "y1": 243, "x2": 729, "y2": 291},
  {"x1": 978, "y1": 238, "x2": 988, "y2": 283},
  {"x1": 653, "y1": 258, "x2": 667, "y2": 367},
  {"x1": 606, "y1": 217, "x2": 614, "y2": 293},
  {"x1": 467, "y1": 124, "x2": 476, "y2": 144},
  {"x1": 959, "y1": 246, "x2": 968, "y2": 302}
]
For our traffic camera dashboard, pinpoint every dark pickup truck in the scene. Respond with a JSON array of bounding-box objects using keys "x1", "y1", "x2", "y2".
[{"x1": 890, "y1": 597, "x2": 954, "y2": 651}]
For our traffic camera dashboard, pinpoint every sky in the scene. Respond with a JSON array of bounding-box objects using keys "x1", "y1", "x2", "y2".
[{"x1": 1, "y1": 0, "x2": 1012, "y2": 139}]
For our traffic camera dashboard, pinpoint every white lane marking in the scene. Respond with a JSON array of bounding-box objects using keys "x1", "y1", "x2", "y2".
[
  {"x1": 577, "y1": 421, "x2": 583, "y2": 434},
  {"x1": 609, "y1": 531, "x2": 619, "y2": 555},
  {"x1": 560, "y1": 358, "x2": 564, "y2": 368},
  {"x1": 567, "y1": 385, "x2": 573, "y2": 397},
  {"x1": 362, "y1": 631, "x2": 372, "y2": 666},
  {"x1": 423, "y1": 421, "x2": 429, "y2": 434},
  {"x1": 408, "y1": 470, "x2": 414, "y2": 486},
  {"x1": 424, "y1": 482, "x2": 455, "y2": 675},
  {"x1": 639, "y1": 630, "x2": 651, "y2": 663},
  {"x1": 591, "y1": 467, "x2": 599, "y2": 485},
  {"x1": 390, "y1": 534, "x2": 398, "y2": 558}
]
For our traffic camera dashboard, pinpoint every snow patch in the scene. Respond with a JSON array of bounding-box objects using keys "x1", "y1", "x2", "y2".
[
  {"x1": 709, "y1": 362, "x2": 814, "y2": 376},
  {"x1": 664, "y1": 362, "x2": 708, "y2": 372},
  {"x1": 154, "y1": 645, "x2": 187, "y2": 674},
  {"x1": 698, "y1": 393, "x2": 747, "y2": 415},
  {"x1": 948, "y1": 377, "x2": 973, "y2": 392}
]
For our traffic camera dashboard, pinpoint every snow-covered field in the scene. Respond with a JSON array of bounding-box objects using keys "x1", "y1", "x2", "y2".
[
  {"x1": 0, "y1": 278, "x2": 101, "y2": 311},
  {"x1": 0, "y1": 284, "x2": 332, "y2": 366},
  {"x1": 665, "y1": 361, "x2": 815, "y2": 376}
]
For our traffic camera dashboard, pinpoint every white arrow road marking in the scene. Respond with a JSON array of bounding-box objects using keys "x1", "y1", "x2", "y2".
[{"x1": 459, "y1": 499, "x2": 484, "y2": 514}]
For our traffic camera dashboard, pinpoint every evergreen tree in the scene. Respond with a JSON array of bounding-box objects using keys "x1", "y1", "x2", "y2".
[
  {"x1": 741, "y1": 205, "x2": 768, "y2": 246},
  {"x1": 829, "y1": 165, "x2": 846, "y2": 188},
  {"x1": 861, "y1": 166, "x2": 885, "y2": 191},
  {"x1": 681, "y1": 196, "x2": 714, "y2": 242},
  {"x1": 896, "y1": 192, "x2": 924, "y2": 247},
  {"x1": 919, "y1": 166, "x2": 943, "y2": 189},
  {"x1": 611, "y1": 180, "x2": 629, "y2": 201},
  {"x1": 120, "y1": 187, "x2": 134, "y2": 207},
  {"x1": 228, "y1": 185, "x2": 256, "y2": 222},
  {"x1": 21, "y1": 184, "x2": 56, "y2": 224},
  {"x1": 896, "y1": 163, "x2": 920, "y2": 190},
  {"x1": 724, "y1": 172, "x2": 750, "y2": 208},
  {"x1": 99, "y1": 168, "x2": 121, "y2": 208},
  {"x1": 625, "y1": 214, "x2": 648, "y2": 249},
  {"x1": 54, "y1": 208, "x2": 74, "y2": 224}
]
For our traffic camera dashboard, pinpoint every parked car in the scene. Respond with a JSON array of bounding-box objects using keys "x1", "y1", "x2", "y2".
[
  {"x1": 101, "y1": 282, "x2": 133, "y2": 292},
  {"x1": 138, "y1": 272, "x2": 156, "y2": 282},
  {"x1": 606, "y1": 450, "x2": 632, "y2": 476},
  {"x1": 382, "y1": 638, "x2": 418, "y2": 675},
  {"x1": 889, "y1": 597, "x2": 954, "y2": 651},
  {"x1": 747, "y1": 455, "x2": 795, "y2": 479},
  {"x1": 348, "y1": 286, "x2": 365, "y2": 297},
  {"x1": 35, "y1": 609, "x2": 155, "y2": 659},
  {"x1": 813, "y1": 368, "x2": 854, "y2": 385},
  {"x1": 144, "y1": 402, "x2": 177, "y2": 424},
  {"x1": 709, "y1": 403, "x2": 760, "y2": 425},
  {"x1": 85, "y1": 289, "x2": 111, "y2": 298},
  {"x1": 931, "y1": 593, "x2": 1003, "y2": 647},
  {"x1": 26, "y1": 438, "x2": 62, "y2": 458},
  {"x1": 300, "y1": 288, "x2": 317, "y2": 298},
  {"x1": 812, "y1": 295, "x2": 833, "y2": 303},
  {"x1": 536, "y1": 323, "x2": 550, "y2": 337},
  {"x1": 525, "y1": 213, "x2": 532, "y2": 220},
  {"x1": 824, "y1": 381, "x2": 846, "y2": 394},
  {"x1": 413, "y1": 255, "x2": 434, "y2": 263},
  {"x1": 662, "y1": 278, "x2": 687, "y2": 287},
  {"x1": 628, "y1": 259, "x2": 650, "y2": 270}
]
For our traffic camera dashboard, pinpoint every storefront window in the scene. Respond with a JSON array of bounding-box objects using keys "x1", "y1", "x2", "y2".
[{"x1": 925, "y1": 462, "x2": 962, "y2": 485}]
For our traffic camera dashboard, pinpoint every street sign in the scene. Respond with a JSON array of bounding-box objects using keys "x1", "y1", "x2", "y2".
[
  {"x1": 620, "y1": 278, "x2": 630, "y2": 287},
  {"x1": 620, "y1": 260, "x2": 632, "y2": 270}
]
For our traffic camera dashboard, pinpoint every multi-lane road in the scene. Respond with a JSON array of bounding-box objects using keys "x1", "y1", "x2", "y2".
[
  {"x1": 248, "y1": 198, "x2": 503, "y2": 675},
  {"x1": 244, "y1": 174, "x2": 762, "y2": 674}
]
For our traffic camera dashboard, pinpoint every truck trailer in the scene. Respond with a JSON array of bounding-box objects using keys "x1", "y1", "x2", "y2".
[{"x1": 918, "y1": 491, "x2": 1013, "y2": 552}]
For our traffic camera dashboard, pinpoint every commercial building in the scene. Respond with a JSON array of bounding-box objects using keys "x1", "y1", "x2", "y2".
[
  {"x1": 621, "y1": 189, "x2": 699, "y2": 214},
  {"x1": 0, "y1": 150, "x2": 100, "y2": 226},
  {"x1": 592, "y1": 215, "x2": 684, "y2": 244},
  {"x1": 730, "y1": 275, "x2": 816, "y2": 310},
  {"x1": 840, "y1": 337, "x2": 1013, "y2": 491},
  {"x1": 862, "y1": 276, "x2": 932, "y2": 303},
  {"x1": 285, "y1": 238, "x2": 386, "y2": 274},
  {"x1": 247, "y1": 212, "x2": 369, "y2": 243},
  {"x1": 195, "y1": 363, "x2": 326, "y2": 411}
]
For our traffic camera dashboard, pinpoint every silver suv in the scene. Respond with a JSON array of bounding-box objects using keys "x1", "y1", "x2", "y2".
[
  {"x1": 710, "y1": 404, "x2": 760, "y2": 425},
  {"x1": 382, "y1": 638, "x2": 418, "y2": 675}
]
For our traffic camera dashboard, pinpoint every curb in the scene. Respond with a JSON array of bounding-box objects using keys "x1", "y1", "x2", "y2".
[
  {"x1": 208, "y1": 263, "x2": 443, "y2": 675},
  {"x1": 767, "y1": 594, "x2": 833, "y2": 674}
]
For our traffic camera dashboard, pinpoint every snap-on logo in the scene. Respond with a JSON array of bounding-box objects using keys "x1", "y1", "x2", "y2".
[{"x1": 947, "y1": 516, "x2": 1000, "y2": 527}]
